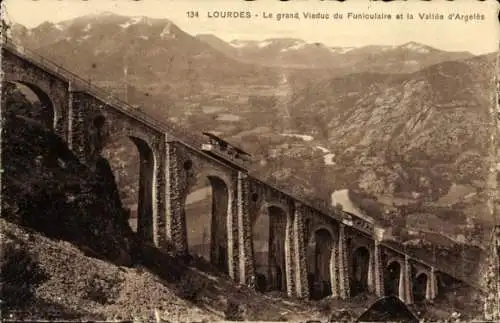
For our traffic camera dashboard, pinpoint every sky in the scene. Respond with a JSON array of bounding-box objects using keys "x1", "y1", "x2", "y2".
[{"x1": 2, "y1": 0, "x2": 499, "y2": 54}]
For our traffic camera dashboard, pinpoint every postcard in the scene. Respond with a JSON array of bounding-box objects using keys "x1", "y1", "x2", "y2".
[{"x1": 1, "y1": 0, "x2": 499, "y2": 322}]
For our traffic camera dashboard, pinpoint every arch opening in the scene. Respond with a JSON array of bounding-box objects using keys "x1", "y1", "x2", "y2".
[
  {"x1": 413, "y1": 273, "x2": 428, "y2": 303},
  {"x1": 350, "y1": 246, "x2": 370, "y2": 297},
  {"x1": 252, "y1": 205, "x2": 288, "y2": 293},
  {"x1": 384, "y1": 261, "x2": 402, "y2": 298},
  {"x1": 2, "y1": 81, "x2": 56, "y2": 129},
  {"x1": 184, "y1": 174, "x2": 229, "y2": 273},
  {"x1": 307, "y1": 228, "x2": 334, "y2": 300},
  {"x1": 100, "y1": 133, "x2": 156, "y2": 243}
]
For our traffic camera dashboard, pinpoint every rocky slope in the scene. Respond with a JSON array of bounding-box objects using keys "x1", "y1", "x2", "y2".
[
  {"x1": 2, "y1": 217, "x2": 349, "y2": 322},
  {"x1": 1, "y1": 98, "x2": 136, "y2": 267},
  {"x1": 3, "y1": 217, "x2": 483, "y2": 321}
]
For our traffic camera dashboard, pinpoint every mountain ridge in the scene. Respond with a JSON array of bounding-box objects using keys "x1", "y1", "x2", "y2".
[{"x1": 195, "y1": 32, "x2": 475, "y2": 70}]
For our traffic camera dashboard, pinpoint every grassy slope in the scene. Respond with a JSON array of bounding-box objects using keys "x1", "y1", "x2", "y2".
[
  {"x1": 2, "y1": 218, "x2": 372, "y2": 322},
  {"x1": 2, "y1": 217, "x2": 486, "y2": 322}
]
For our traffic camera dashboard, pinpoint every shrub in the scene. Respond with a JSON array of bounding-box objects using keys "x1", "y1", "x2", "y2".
[
  {"x1": 224, "y1": 299, "x2": 245, "y2": 321},
  {"x1": 177, "y1": 274, "x2": 209, "y2": 303},
  {"x1": 82, "y1": 272, "x2": 123, "y2": 305},
  {"x1": 0, "y1": 241, "x2": 48, "y2": 308}
]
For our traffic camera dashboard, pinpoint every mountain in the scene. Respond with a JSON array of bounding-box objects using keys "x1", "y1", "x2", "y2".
[
  {"x1": 10, "y1": 14, "x2": 475, "y2": 103},
  {"x1": 10, "y1": 13, "x2": 279, "y2": 101},
  {"x1": 282, "y1": 53, "x2": 497, "y2": 245},
  {"x1": 196, "y1": 35, "x2": 474, "y2": 72},
  {"x1": 195, "y1": 34, "x2": 238, "y2": 58}
]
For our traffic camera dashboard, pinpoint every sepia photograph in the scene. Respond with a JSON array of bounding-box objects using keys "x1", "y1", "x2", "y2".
[{"x1": 0, "y1": 0, "x2": 499, "y2": 322}]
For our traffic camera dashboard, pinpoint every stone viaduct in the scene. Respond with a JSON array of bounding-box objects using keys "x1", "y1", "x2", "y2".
[{"x1": 1, "y1": 39, "x2": 458, "y2": 305}]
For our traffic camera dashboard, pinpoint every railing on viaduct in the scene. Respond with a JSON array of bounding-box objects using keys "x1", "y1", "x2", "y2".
[{"x1": 1, "y1": 36, "x2": 480, "y2": 290}]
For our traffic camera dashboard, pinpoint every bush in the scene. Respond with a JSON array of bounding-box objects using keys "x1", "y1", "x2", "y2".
[
  {"x1": 177, "y1": 274, "x2": 209, "y2": 303},
  {"x1": 224, "y1": 299, "x2": 245, "y2": 321},
  {"x1": 1, "y1": 241, "x2": 48, "y2": 308},
  {"x1": 328, "y1": 309, "x2": 354, "y2": 323},
  {"x1": 82, "y1": 272, "x2": 123, "y2": 305},
  {"x1": 317, "y1": 300, "x2": 333, "y2": 315}
]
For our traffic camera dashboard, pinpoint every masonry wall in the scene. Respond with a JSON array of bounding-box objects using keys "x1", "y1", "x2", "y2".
[
  {"x1": 483, "y1": 226, "x2": 500, "y2": 320},
  {"x1": 293, "y1": 203, "x2": 309, "y2": 299},
  {"x1": 70, "y1": 91, "x2": 165, "y2": 246},
  {"x1": 237, "y1": 172, "x2": 255, "y2": 286},
  {"x1": 373, "y1": 241, "x2": 384, "y2": 297},
  {"x1": 345, "y1": 226, "x2": 374, "y2": 296},
  {"x1": 164, "y1": 142, "x2": 241, "y2": 278},
  {"x1": 2, "y1": 48, "x2": 70, "y2": 139}
]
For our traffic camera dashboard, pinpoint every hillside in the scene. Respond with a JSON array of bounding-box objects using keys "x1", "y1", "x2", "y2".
[
  {"x1": 294, "y1": 55, "x2": 494, "y2": 216},
  {"x1": 0, "y1": 97, "x2": 364, "y2": 322},
  {"x1": 1, "y1": 111, "x2": 136, "y2": 266},
  {"x1": 3, "y1": 218, "x2": 344, "y2": 322},
  {"x1": 0, "y1": 95, "x2": 340, "y2": 321},
  {"x1": 3, "y1": 218, "x2": 483, "y2": 322}
]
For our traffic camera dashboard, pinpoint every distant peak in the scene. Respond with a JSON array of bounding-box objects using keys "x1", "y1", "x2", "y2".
[
  {"x1": 402, "y1": 41, "x2": 424, "y2": 47},
  {"x1": 400, "y1": 41, "x2": 436, "y2": 52},
  {"x1": 196, "y1": 33, "x2": 221, "y2": 40},
  {"x1": 263, "y1": 37, "x2": 304, "y2": 42},
  {"x1": 82, "y1": 11, "x2": 121, "y2": 18},
  {"x1": 99, "y1": 11, "x2": 118, "y2": 16}
]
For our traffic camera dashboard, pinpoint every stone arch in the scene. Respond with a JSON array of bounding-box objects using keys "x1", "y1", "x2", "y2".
[
  {"x1": 98, "y1": 123, "x2": 158, "y2": 244},
  {"x1": 257, "y1": 201, "x2": 290, "y2": 222},
  {"x1": 308, "y1": 224, "x2": 335, "y2": 243},
  {"x1": 385, "y1": 259, "x2": 403, "y2": 299},
  {"x1": 350, "y1": 246, "x2": 371, "y2": 296},
  {"x1": 2, "y1": 81, "x2": 57, "y2": 129},
  {"x1": 413, "y1": 272, "x2": 428, "y2": 303},
  {"x1": 252, "y1": 202, "x2": 290, "y2": 293},
  {"x1": 307, "y1": 226, "x2": 336, "y2": 300},
  {"x1": 182, "y1": 170, "x2": 231, "y2": 274},
  {"x1": 189, "y1": 168, "x2": 233, "y2": 193},
  {"x1": 2, "y1": 49, "x2": 71, "y2": 138}
]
